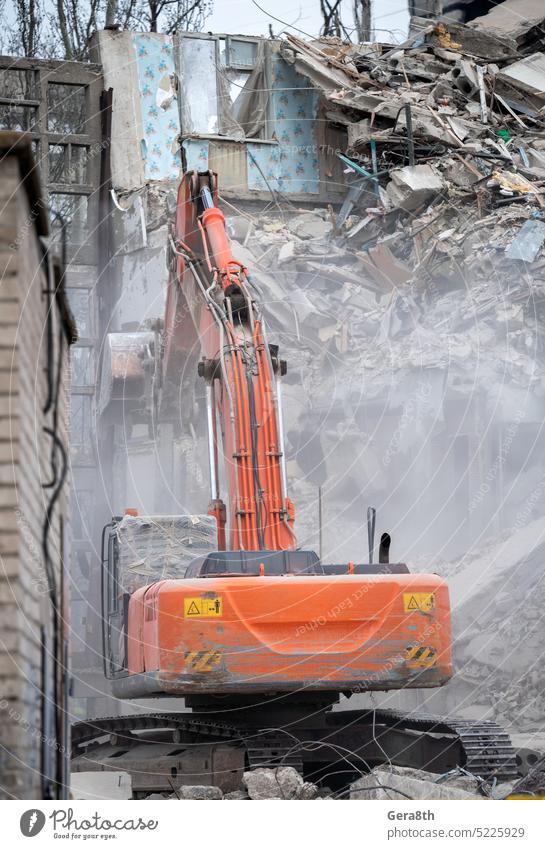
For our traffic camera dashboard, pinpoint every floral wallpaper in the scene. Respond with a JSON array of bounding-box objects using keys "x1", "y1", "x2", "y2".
[
  {"x1": 130, "y1": 36, "x2": 318, "y2": 193},
  {"x1": 133, "y1": 33, "x2": 181, "y2": 181},
  {"x1": 247, "y1": 56, "x2": 319, "y2": 195},
  {"x1": 182, "y1": 138, "x2": 210, "y2": 172}
]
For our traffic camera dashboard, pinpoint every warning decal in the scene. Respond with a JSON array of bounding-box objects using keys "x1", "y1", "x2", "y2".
[
  {"x1": 405, "y1": 645, "x2": 437, "y2": 669},
  {"x1": 184, "y1": 650, "x2": 222, "y2": 672},
  {"x1": 403, "y1": 592, "x2": 435, "y2": 613},
  {"x1": 184, "y1": 596, "x2": 223, "y2": 618}
]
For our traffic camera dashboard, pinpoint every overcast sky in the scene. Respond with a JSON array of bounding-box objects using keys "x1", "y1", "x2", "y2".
[{"x1": 208, "y1": 0, "x2": 410, "y2": 42}]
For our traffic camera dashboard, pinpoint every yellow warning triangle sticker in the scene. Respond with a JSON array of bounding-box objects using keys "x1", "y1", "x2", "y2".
[
  {"x1": 407, "y1": 595, "x2": 420, "y2": 610},
  {"x1": 186, "y1": 601, "x2": 200, "y2": 616}
]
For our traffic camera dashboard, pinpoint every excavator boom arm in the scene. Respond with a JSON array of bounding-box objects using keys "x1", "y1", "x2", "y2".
[{"x1": 164, "y1": 171, "x2": 295, "y2": 551}]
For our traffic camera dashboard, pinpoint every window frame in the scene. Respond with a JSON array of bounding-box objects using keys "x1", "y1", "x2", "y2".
[
  {"x1": 0, "y1": 55, "x2": 102, "y2": 264},
  {"x1": 176, "y1": 32, "x2": 274, "y2": 142}
]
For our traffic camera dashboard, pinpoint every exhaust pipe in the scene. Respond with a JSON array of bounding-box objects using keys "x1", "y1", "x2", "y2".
[{"x1": 379, "y1": 532, "x2": 391, "y2": 564}]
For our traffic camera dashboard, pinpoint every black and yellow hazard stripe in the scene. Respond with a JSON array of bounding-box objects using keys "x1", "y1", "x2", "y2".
[
  {"x1": 405, "y1": 645, "x2": 437, "y2": 669},
  {"x1": 506, "y1": 794, "x2": 545, "y2": 800},
  {"x1": 184, "y1": 650, "x2": 222, "y2": 672}
]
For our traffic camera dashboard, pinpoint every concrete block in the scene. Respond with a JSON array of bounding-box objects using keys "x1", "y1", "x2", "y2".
[
  {"x1": 243, "y1": 767, "x2": 304, "y2": 800},
  {"x1": 386, "y1": 164, "x2": 444, "y2": 211},
  {"x1": 178, "y1": 785, "x2": 223, "y2": 800},
  {"x1": 71, "y1": 771, "x2": 133, "y2": 800},
  {"x1": 471, "y1": 0, "x2": 545, "y2": 46},
  {"x1": 452, "y1": 60, "x2": 479, "y2": 98},
  {"x1": 296, "y1": 780, "x2": 321, "y2": 799},
  {"x1": 499, "y1": 53, "x2": 545, "y2": 100},
  {"x1": 350, "y1": 766, "x2": 482, "y2": 800},
  {"x1": 278, "y1": 240, "x2": 295, "y2": 265},
  {"x1": 288, "y1": 212, "x2": 331, "y2": 240}
]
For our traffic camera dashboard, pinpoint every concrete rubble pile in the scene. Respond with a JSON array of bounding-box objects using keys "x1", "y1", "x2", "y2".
[
  {"x1": 143, "y1": 764, "x2": 514, "y2": 800},
  {"x1": 431, "y1": 515, "x2": 545, "y2": 731},
  {"x1": 145, "y1": 768, "x2": 323, "y2": 800},
  {"x1": 245, "y1": 13, "x2": 545, "y2": 393},
  {"x1": 348, "y1": 764, "x2": 509, "y2": 800}
]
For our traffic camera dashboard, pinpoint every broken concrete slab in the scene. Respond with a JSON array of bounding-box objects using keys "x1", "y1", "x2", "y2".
[
  {"x1": 393, "y1": 105, "x2": 466, "y2": 147},
  {"x1": 288, "y1": 212, "x2": 332, "y2": 240},
  {"x1": 427, "y1": 19, "x2": 518, "y2": 62},
  {"x1": 242, "y1": 767, "x2": 304, "y2": 800},
  {"x1": 350, "y1": 766, "x2": 483, "y2": 800},
  {"x1": 386, "y1": 164, "x2": 444, "y2": 211},
  {"x1": 499, "y1": 53, "x2": 545, "y2": 100},
  {"x1": 89, "y1": 30, "x2": 147, "y2": 191},
  {"x1": 357, "y1": 243, "x2": 412, "y2": 288},
  {"x1": 381, "y1": 764, "x2": 487, "y2": 795},
  {"x1": 506, "y1": 219, "x2": 545, "y2": 262},
  {"x1": 278, "y1": 240, "x2": 295, "y2": 265},
  {"x1": 471, "y1": 0, "x2": 545, "y2": 51}
]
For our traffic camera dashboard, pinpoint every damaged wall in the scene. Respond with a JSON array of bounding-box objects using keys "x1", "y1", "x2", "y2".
[
  {"x1": 93, "y1": 29, "x2": 345, "y2": 200},
  {"x1": 246, "y1": 55, "x2": 319, "y2": 194},
  {"x1": 134, "y1": 34, "x2": 181, "y2": 180}
]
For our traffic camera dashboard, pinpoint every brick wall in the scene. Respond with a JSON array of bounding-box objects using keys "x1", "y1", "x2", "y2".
[{"x1": 0, "y1": 150, "x2": 71, "y2": 799}]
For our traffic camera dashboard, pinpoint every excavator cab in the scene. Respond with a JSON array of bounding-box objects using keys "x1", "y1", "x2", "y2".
[{"x1": 101, "y1": 512, "x2": 218, "y2": 679}]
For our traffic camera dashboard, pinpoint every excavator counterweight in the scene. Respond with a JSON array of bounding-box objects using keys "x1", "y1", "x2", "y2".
[{"x1": 118, "y1": 562, "x2": 451, "y2": 699}]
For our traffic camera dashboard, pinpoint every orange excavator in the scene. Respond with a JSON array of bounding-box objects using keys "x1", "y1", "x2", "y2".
[{"x1": 72, "y1": 171, "x2": 517, "y2": 796}]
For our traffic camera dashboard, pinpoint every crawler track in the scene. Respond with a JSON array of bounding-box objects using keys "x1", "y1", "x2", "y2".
[
  {"x1": 370, "y1": 709, "x2": 518, "y2": 782},
  {"x1": 72, "y1": 707, "x2": 518, "y2": 795}
]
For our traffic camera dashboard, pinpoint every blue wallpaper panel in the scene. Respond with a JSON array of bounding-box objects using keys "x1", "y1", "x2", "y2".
[
  {"x1": 134, "y1": 33, "x2": 181, "y2": 180},
  {"x1": 130, "y1": 38, "x2": 317, "y2": 193},
  {"x1": 182, "y1": 138, "x2": 210, "y2": 172},
  {"x1": 247, "y1": 55, "x2": 319, "y2": 194}
]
